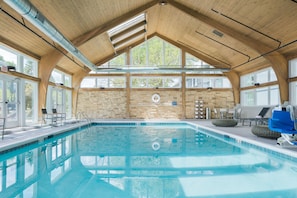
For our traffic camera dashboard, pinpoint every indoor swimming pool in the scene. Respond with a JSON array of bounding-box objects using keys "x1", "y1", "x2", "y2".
[{"x1": 0, "y1": 122, "x2": 297, "y2": 198}]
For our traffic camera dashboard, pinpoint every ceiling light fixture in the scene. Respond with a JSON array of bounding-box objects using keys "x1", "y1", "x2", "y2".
[
  {"x1": 159, "y1": 0, "x2": 168, "y2": 6},
  {"x1": 212, "y1": 29, "x2": 224, "y2": 37}
]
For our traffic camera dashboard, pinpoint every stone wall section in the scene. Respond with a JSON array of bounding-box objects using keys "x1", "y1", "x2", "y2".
[
  {"x1": 77, "y1": 89, "x2": 234, "y2": 119},
  {"x1": 76, "y1": 90, "x2": 127, "y2": 119},
  {"x1": 129, "y1": 90, "x2": 182, "y2": 119},
  {"x1": 185, "y1": 90, "x2": 234, "y2": 119}
]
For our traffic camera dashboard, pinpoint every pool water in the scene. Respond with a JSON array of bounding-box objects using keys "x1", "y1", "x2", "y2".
[{"x1": 0, "y1": 122, "x2": 297, "y2": 198}]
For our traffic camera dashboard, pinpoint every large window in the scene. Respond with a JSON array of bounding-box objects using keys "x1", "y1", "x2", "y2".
[
  {"x1": 82, "y1": 37, "x2": 226, "y2": 89},
  {"x1": 289, "y1": 58, "x2": 297, "y2": 78},
  {"x1": 185, "y1": 53, "x2": 211, "y2": 68},
  {"x1": 22, "y1": 57, "x2": 38, "y2": 77},
  {"x1": 0, "y1": 45, "x2": 39, "y2": 126},
  {"x1": 50, "y1": 69, "x2": 72, "y2": 87},
  {"x1": 65, "y1": 90, "x2": 72, "y2": 117},
  {"x1": 240, "y1": 67, "x2": 279, "y2": 106},
  {"x1": 81, "y1": 77, "x2": 126, "y2": 88},
  {"x1": 100, "y1": 54, "x2": 126, "y2": 69},
  {"x1": 241, "y1": 85, "x2": 279, "y2": 106},
  {"x1": 25, "y1": 80, "x2": 38, "y2": 124},
  {"x1": 47, "y1": 86, "x2": 72, "y2": 118},
  {"x1": 131, "y1": 36, "x2": 181, "y2": 68},
  {"x1": 131, "y1": 77, "x2": 181, "y2": 88},
  {"x1": 241, "y1": 67, "x2": 276, "y2": 88},
  {"x1": 48, "y1": 69, "x2": 72, "y2": 118},
  {"x1": 0, "y1": 45, "x2": 38, "y2": 77},
  {"x1": 186, "y1": 77, "x2": 231, "y2": 88},
  {"x1": 185, "y1": 53, "x2": 223, "y2": 74},
  {"x1": 290, "y1": 82, "x2": 297, "y2": 105},
  {"x1": 289, "y1": 58, "x2": 297, "y2": 105}
]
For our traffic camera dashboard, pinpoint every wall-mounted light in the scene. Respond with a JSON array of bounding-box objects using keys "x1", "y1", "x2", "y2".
[
  {"x1": 254, "y1": 83, "x2": 260, "y2": 86},
  {"x1": 7, "y1": 66, "x2": 16, "y2": 71},
  {"x1": 55, "y1": 83, "x2": 64, "y2": 86}
]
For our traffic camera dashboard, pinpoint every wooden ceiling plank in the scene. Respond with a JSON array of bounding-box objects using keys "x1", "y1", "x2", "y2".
[
  {"x1": 167, "y1": 0, "x2": 273, "y2": 54},
  {"x1": 168, "y1": 0, "x2": 287, "y2": 71},
  {"x1": 0, "y1": 36, "x2": 40, "y2": 60},
  {"x1": 168, "y1": 0, "x2": 288, "y2": 102}
]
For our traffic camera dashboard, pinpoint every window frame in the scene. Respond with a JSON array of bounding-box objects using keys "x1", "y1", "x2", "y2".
[
  {"x1": 130, "y1": 76, "x2": 182, "y2": 89},
  {"x1": 0, "y1": 44, "x2": 38, "y2": 77}
]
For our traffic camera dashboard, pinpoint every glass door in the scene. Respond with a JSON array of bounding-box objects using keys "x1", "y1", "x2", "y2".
[
  {"x1": 0, "y1": 76, "x2": 20, "y2": 128},
  {"x1": 0, "y1": 79, "x2": 3, "y2": 118},
  {"x1": 52, "y1": 88, "x2": 64, "y2": 113},
  {"x1": 6, "y1": 79, "x2": 19, "y2": 127},
  {"x1": 46, "y1": 86, "x2": 65, "y2": 114}
]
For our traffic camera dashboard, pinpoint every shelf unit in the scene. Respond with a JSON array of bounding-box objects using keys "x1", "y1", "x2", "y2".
[{"x1": 194, "y1": 100, "x2": 205, "y2": 119}]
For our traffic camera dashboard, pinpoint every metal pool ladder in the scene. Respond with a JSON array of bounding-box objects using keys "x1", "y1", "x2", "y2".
[{"x1": 76, "y1": 112, "x2": 92, "y2": 128}]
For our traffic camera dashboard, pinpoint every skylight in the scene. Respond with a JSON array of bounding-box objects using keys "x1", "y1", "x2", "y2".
[
  {"x1": 108, "y1": 13, "x2": 146, "y2": 36},
  {"x1": 107, "y1": 13, "x2": 146, "y2": 50}
]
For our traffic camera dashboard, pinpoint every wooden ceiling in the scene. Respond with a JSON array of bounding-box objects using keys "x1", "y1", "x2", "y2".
[{"x1": 1, "y1": 0, "x2": 297, "y2": 75}]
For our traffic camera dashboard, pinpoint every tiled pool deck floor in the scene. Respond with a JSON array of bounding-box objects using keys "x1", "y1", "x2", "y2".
[
  {"x1": 1, "y1": 119, "x2": 297, "y2": 155},
  {"x1": 0, "y1": 121, "x2": 84, "y2": 152}
]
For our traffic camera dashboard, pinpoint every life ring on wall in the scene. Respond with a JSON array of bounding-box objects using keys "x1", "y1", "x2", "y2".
[
  {"x1": 152, "y1": 141, "x2": 160, "y2": 151},
  {"x1": 152, "y1": 93, "x2": 160, "y2": 103}
]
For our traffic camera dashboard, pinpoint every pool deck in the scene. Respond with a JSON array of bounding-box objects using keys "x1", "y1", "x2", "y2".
[{"x1": 1, "y1": 119, "x2": 297, "y2": 156}]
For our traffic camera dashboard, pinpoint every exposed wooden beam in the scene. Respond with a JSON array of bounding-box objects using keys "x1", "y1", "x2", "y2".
[
  {"x1": 0, "y1": 70, "x2": 40, "y2": 82},
  {"x1": 225, "y1": 71, "x2": 240, "y2": 104},
  {"x1": 55, "y1": 65, "x2": 74, "y2": 75},
  {"x1": 71, "y1": 0, "x2": 158, "y2": 47},
  {"x1": 72, "y1": 69, "x2": 90, "y2": 115},
  {"x1": 38, "y1": 50, "x2": 64, "y2": 116}
]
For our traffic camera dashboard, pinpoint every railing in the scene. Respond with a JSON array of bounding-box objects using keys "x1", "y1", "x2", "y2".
[{"x1": 76, "y1": 112, "x2": 92, "y2": 128}]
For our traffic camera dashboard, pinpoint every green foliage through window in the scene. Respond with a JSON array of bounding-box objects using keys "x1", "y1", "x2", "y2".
[
  {"x1": 131, "y1": 77, "x2": 181, "y2": 88},
  {"x1": 131, "y1": 36, "x2": 181, "y2": 67}
]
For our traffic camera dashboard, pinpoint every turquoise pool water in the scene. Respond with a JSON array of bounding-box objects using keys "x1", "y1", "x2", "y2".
[{"x1": 0, "y1": 122, "x2": 297, "y2": 197}]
